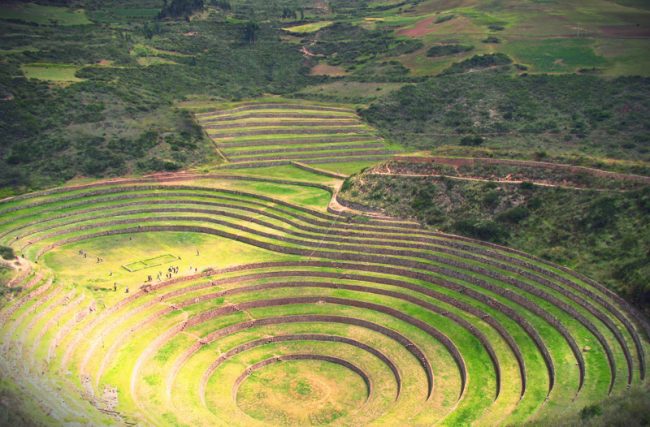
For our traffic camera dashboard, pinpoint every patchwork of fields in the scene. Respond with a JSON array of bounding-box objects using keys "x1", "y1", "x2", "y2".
[
  {"x1": 0, "y1": 171, "x2": 647, "y2": 425},
  {"x1": 196, "y1": 101, "x2": 401, "y2": 168},
  {"x1": 1, "y1": 0, "x2": 649, "y2": 425}
]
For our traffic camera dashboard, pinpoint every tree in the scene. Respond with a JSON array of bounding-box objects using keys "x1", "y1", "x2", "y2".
[
  {"x1": 243, "y1": 21, "x2": 260, "y2": 44},
  {"x1": 158, "y1": 0, "x2": 205, "y2": 19},
  {"x1": 0, "y1": 246, "x2": 15, "y2": 260}
]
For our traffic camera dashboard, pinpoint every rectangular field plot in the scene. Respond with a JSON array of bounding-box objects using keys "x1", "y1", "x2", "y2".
[{"x1": 123, "y1": 254, "x2": 177, "y2": 272}]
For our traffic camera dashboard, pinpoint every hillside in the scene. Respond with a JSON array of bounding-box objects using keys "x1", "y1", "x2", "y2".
[
  {"x1": 0, "y1": 0, "x2": 649, "y2": 426},
  {"x1": 339, "y1": 158, "x2": 650, "y2": 313}
]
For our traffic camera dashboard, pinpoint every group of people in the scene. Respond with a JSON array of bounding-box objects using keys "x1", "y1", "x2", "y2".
[
  {"x1": 77, "y1": 249, "x2": 104, "y2": 263},
  {"x1": 152, "y1": 265, "x2": 181, "y2": 281},
  {"x1": 113, "y1": 282, "x2": 128, "y2": 293}
]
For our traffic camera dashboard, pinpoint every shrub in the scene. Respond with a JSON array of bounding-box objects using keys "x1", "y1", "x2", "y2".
[
  {"x1": 497, "y1": 206, "x2": 530, "y2": 223},
  {"x1": 453, "y1": 219, "x2": 509, "y2": 243},
  {"x1": 580, "y1": 404, "x2": 602, "y2": 420},
  {"x1": 460, "y1": 135, "x2": 485, "y2": 146},
  {"x1": 411, "y1": 184, "x2": 437, "y2": 210},
  {"x1": 0, "y1": 246, "x2": 16, "y2": 260},
  {"x1": 520, "y1": 181, "x2": 536, "y2": 191},
  {"x1": 482, "y1": 36, "x2": 500, "y2": 44},
  {"x1": 443, "y1": 53, "x2": 512, "y2": 74},
  {"x1": 435, "y1": 14, "x2": 454, "y2": 24}
]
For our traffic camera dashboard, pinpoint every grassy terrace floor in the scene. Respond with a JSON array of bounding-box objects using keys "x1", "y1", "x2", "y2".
[
  {"x1": 196, "y1": 100, "x2": 402, "y2": 168},
  {"x1": 0, "y1": 170, "x2": 647, "y2": 425}
]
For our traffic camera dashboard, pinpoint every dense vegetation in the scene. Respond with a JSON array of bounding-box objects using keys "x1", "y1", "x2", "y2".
[
  {"x1": 361, "y1": 72, "x2": 650, "y2": 165},
  {"x1": 341, "y1": 171, "x2": 650, "y2": 313},
  {"x1": 309, "y1": 23, "x2": 422, "y2": 70},
  {"x1": 0, "y1": 1, "x2": 314, "y2": 195}
]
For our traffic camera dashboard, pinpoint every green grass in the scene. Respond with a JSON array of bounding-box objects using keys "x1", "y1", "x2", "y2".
[
  {"x1": 310, "y1": 161, "x2": 380, "y2": 176},
  {"x1": 282, "y1": 21, "x2": 334, "y2": 34},
  {"x1": 1, "y1": 174, "x2": 647, "y2": 425},
  {"x1": 506, "y1": 38, "x2": 607, "y2": 73},
  {"x1": 123, "y1": 254, "x2": 178, "y2": 272},
  {"x1": 136, "y1": 57, "x2": 179, "y2": 67},
  {"x1": 0, "y1": 2, "x2": 91, "y2": 26},
  {"x1": 0, "y1": 46, "x2": 39, "y2": 55},
  {"x1": 20, "y1": 63, "x2": 83, "y2": 83}
]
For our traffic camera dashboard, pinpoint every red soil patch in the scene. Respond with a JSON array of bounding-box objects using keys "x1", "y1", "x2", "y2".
[
  {"x1": 310, "y1": 63, "x2": 347, "y2": 76},
  {"x1": 397, "y1": 16, "x2": 436, "y2": 37},
  {"x1": 601, "y1": 25, "x2": 650, "y2": 38}
]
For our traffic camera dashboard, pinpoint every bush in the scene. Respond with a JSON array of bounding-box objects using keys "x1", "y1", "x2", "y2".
[
  {"x1": 453, "y1": 219, "x2": 509, "y2": 243},
  {"x1": 0, "y1": 246, "x2": 16, "y2": 260},
  {"x1": 411, "y1": 184, "x2": 437, "y2": 210},
  {"x1": 520, "y1": 181, "x2": 536, "y2": 190},
  {"x1": 482, "y1": 36, "x2": 500, "y2": 44},
  {"x1": 443, "y1": 53, "x2": 512, "y2": 74},
  {"x1": 435, "y1": 14, "x2": 454, "y2": 24},
  {"x1": 580, "y1": 404, "x2": 602, "y2": 420},
  {"x1": 460, "y1": 135, "x2": 485, "y2": 146},
  {"x1": 497, "y1": 205, "x2": 530, "y2": 223}
]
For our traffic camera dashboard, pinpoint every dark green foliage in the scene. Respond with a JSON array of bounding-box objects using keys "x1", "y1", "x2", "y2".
[
  {"x1": 488, "y1": 24, "x2": 504, "y2": 31},
  {"x1": 580, "y1": 195, "x2": 618, "y2": 230},
  {"x1": 0, "y1": 246, "x2": 15, "y2": 260},
  {"x1": 520, "y1": 181, "x2": 536, "y2": 191},
  {"x1": 158, "y1": 0, "x2": 205, "y2": 19},
  {"x1": 460, "y1": 135, "x2": 484, "y2": 146},
  {"x1": 581, "y1": 404, "x2": 603, "y2": 420},
  {"x1": 435, "y1": 14, "x2": 454, "y2": 23},
  {"x1": 532, "y1": 386, "x2": 650, "y2": 426},
  {"x1": 482, "y1": 36, "x2": 500, "y2": 44},
  {"x1": 496, "y1": 205, "x2": 530, "y2": 223},
  {"x1": 211, "y1": 0, "x2": 231, "y2": 10},
  {"x1": 0, "y1": 9, "x2": 312, "y2": 192},
  {"x1": 426, "y1": 44, "x2": 473, "y2": 57},
  {"x1": 340, "y1": 173, "x2": 650, "y2": 313},
  {"x1": 360, "y1": 73, "x2": 650, "y2": 162},
  {"x1": 309, "y1": 23, "x2": 422, "y2": 68},
  {"x1": 281, "y1": 6, "x2": 296, "y2": 19},
  {"x1": 442, "y1": 53, "x2": 512, "y2": 74},
  {"x1": 242, "y1": 21, "x2": 259, "y2": 43},
  {"x1": 453, "y1": 219, "x2": 509, "y2": 243}
]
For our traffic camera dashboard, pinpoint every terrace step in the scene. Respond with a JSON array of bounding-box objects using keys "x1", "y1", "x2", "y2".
[
  {"x1": 227, "y1": 143, "x2": 387, "y2": 158},
  {"x1": 219, "y1": 136, "x2": 380, "y2": 148},
  {"x1": 229, "y1": 149, "x2": 399, "y2": 163}
]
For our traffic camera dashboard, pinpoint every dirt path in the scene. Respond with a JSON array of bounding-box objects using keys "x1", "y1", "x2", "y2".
[
  {"x1": 392, "y1": 156, "x2": 650, "y2": 184},
  {"x1": 368, "y1": 172, "x2": 623, "y2": 192}
]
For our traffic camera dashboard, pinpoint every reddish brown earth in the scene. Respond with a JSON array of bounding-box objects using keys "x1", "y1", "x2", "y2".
[
  {"x1": 397, "y1": 16, "x2": 436, "y2": 37},
  {"x1": 601, "y1": 25, "x2": 650, "y2": 38},
  {"x1": 310, "y1": 63, "x2": 347, "y2": 76}
]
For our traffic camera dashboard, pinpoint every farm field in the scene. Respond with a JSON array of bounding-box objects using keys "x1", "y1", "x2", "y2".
[
  {"x1": 0, "y1": 170, "x2": 648, "y2": 425},
  {"x1": 1, "y1": 0, "x2": 649, "y2": 425},
  {"x1": 196, "y1": 99, "x2": 402, "y2": 168},
  {"x1": 20, "y1": 63, "x2": 84, "y2": 83}
]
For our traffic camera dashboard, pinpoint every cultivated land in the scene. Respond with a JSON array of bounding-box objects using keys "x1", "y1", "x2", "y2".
[
  {"x1": 1, "y1": 0, "x2": 649, "y2": 425},
  {"x1": 0, "y1": 169, "x2": 648, "y2": 425},
  {"x1": 197, "y1": 99, "x2": 402, "y2": 168}
]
